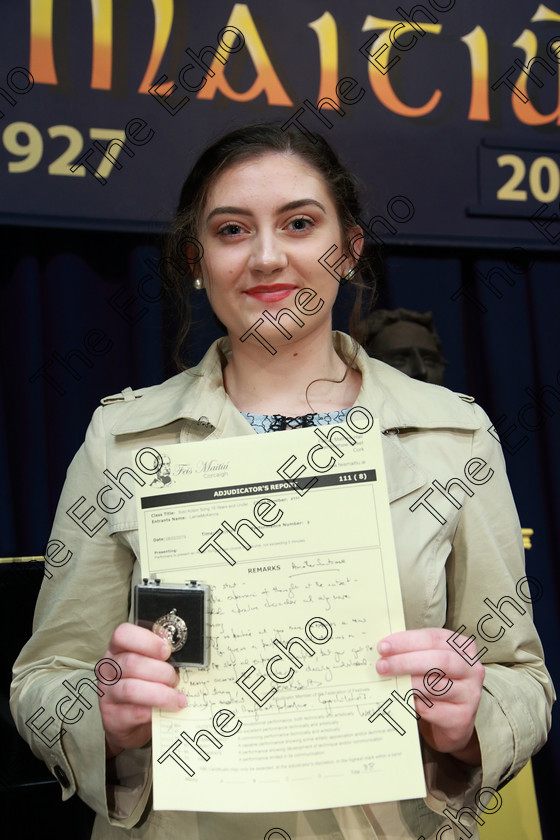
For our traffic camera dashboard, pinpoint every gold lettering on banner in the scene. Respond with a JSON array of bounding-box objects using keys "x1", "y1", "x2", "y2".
[
  {"x1": 27, "y1": 0, "x2": 560, "y2": 126},
  {"x1": 461, "y1": 26, "x2": 490, "y2": 122},
  {"x1": 91, "y1": 0, "x2": 112, "y2": 89},
  {"x1": 138, "y1": 0, "x2": 174, "y2": 94},
  {"x1": 30, "y1": 0, "x2": 175, "y2": 94},
  {"x1": 308, "y1": 12, "x2": 339, "y2": 106},
  {"x1": 510, "y1": 4, "x2": 560, "y2": 126},
  {"x1": 361, "y1": 16, "x2": 443, "y2": 117},
  {"x1": 30, "y1": 0, "x2": 57, "y2": 84},
  {"x1": 197, "y1": 3, "x2": 292, "y2": 106}
]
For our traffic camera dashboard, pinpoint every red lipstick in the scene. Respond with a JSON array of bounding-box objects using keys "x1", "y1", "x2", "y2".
[{"x1": 243, "y1": 284, "x2": 297, "y2": 303}]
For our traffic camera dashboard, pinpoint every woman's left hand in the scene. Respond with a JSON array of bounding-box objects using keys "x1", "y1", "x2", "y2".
[{"x1": 376, "y1": 628, "x2": 485, "y2": 765}]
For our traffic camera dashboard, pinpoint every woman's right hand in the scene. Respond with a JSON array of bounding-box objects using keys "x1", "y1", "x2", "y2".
[{"x1": 99, "y1": 622, "x2": 186, "y2": 758}]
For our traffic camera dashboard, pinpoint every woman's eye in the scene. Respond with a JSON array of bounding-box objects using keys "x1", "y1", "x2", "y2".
[
  {"x1": 218, "y1": 223, "x2": 244, "y2": 237},
  {"x1": 287, "y1": 217, "x2": 313, "y2": 232}
]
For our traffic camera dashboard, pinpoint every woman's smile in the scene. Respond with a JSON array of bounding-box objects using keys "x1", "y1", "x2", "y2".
[{"x1": 242, "y1": 283, "x2": 298, "y2": 303}]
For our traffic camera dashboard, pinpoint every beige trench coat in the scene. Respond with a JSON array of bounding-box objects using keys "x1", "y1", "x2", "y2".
[{"x1": 11, "y1": 332, "x2": 554, "y2": 840}]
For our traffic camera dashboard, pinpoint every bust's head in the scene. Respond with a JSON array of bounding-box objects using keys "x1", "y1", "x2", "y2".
[{"x1": 361, "y1": 309, "x2": 447, "y2": 385}]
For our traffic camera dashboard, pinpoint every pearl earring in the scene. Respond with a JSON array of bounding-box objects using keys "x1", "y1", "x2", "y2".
[{"x1": 193, "y1": 277, "x2": 204, "y2": 290}]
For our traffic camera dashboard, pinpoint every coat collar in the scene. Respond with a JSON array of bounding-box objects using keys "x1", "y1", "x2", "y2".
[{"x1": 109, "y1": 332, "x2": 481, "y2": 436}]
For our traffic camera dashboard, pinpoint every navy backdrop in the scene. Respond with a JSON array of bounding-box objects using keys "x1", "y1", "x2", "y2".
[{"x1": 1, "y1": 228, "x2": 558, "y2": 835}]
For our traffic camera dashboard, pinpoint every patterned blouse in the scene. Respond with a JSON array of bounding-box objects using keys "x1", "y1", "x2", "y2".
[{"x1": 241, "y1": 408, "x2": 350, "y2": 434}]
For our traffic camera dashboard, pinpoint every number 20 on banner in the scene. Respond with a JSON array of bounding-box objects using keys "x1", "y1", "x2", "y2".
[
  {"x1": 477, "y1": 143, "x2": 560, "y2": 218},
  {"x1": 497, "y1": 154, "x2": 560, "y2": 203}
]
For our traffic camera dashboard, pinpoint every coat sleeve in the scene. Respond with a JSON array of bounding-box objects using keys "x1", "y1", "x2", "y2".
[
  {"x1": 424, "y1": 400, "x2": 555, "y2": 817},
  {"x1": 9, "y1": 405, "x2": 152, "y2": 829}
]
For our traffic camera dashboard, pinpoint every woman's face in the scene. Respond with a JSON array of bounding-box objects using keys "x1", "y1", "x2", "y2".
[{"x1": 195, "y1": 152, "x2": 359, "y2": 350}]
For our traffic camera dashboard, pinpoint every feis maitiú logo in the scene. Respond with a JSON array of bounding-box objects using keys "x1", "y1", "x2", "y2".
[{"x1": 150, "y1": 454, "x2": 173, "y2": 488}]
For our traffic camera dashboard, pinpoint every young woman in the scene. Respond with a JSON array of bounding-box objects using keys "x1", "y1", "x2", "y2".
[{"x1": 11, "y1": 124, "x2": 554, "y2": 840}]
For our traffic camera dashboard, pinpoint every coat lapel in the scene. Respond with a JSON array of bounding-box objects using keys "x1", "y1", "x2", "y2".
[{"x1": 107, "y1": 332, "x2": 481, "y2": 513}]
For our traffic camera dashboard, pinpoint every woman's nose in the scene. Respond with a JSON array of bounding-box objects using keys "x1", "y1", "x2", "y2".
[{"x1": 248, "y1": 232, "x2": 289, "y2": 274}]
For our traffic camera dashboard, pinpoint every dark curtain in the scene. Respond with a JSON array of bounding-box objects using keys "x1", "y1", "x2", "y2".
[{"x1": 1, "y1": 226, "x2": 558, "y2": 837}]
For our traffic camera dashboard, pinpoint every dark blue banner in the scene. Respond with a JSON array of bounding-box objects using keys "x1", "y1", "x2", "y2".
[{"x1": 0, "y1": 0, "x2": 559, "y2": 248}]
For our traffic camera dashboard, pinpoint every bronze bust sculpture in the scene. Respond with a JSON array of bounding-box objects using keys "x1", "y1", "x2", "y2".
[{"x1": 360, "y1": 308, "x2": 447, "y2": 385}]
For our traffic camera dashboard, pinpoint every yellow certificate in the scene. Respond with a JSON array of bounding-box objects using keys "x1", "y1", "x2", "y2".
[{"x1": 136, "y1": 409, "x2": 426, "y2": 812}]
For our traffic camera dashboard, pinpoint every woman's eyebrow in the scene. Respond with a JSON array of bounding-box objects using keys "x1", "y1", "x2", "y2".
[
  {"x1": 205, "y1": 198, "x2": 326, "y2": 224},
  {"x1": 279, "y1": 198, "x2": 326, "y2": 214},
  {"x1": 206, "y1": 205, "x2": 250, "y2": 223}
]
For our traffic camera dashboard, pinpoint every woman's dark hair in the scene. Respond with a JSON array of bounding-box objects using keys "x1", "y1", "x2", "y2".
[{"x1": 162, "y1": 122, "x2": 377, "y2": 371}]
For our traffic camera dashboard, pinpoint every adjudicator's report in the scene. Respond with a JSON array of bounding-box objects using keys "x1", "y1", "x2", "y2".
[{"x1": 135, "y1": 409, "x2": 426, "y2": 812}]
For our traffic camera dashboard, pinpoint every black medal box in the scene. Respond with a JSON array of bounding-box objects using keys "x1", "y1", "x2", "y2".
[{"x1": 134, "y1": 579, "x2": 210, "y2": 668}]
